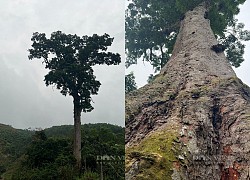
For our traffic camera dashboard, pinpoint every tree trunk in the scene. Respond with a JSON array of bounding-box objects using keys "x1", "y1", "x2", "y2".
[
  {"x1": 160, "y1": 45, "x2": 165, "y2": 69},
  {"x1": 73, "y1": 98, "x2": 82, "y2": 173},
  {"x1": 126, "y1": 3, "x2": 250, "y2": 180}
]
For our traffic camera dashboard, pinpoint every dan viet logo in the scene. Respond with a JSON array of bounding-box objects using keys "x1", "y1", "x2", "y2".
[{"x1": 96, "y1": 155, "x2": 125, "y2": 164}]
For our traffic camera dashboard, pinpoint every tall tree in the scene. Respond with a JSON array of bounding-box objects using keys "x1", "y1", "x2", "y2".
[
  {"x1": 126, "y1": 0, "x2": 250, "y2": 71},
  {"x1": 126, "y1": 2, "x2": 250, "y2": 179},
  {"x1": 28, "y1": 31, "x2": 121, "y2": 171}
]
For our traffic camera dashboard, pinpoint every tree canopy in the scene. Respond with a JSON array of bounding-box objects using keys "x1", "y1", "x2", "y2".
[
  {"x1": 28, "y1": 31, "x2": 121, "y2": 112},
  {"x1": 126, "y1": 0, "x2": 250, "y2": 71}
]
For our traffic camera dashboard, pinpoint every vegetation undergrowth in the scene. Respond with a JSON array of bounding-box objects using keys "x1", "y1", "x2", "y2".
[{"x1": 0, "y1": 123, "x2": 125, "y2": 180}]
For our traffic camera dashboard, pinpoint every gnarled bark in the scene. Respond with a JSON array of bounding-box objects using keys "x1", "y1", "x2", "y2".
[{"x1": 126, "y1": 3, "x2": 250, "y2": 180}]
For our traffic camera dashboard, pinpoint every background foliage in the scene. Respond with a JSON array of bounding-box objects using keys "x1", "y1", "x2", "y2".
[
  {"x1": 0, "y1": 123, "x2": 124, "y2": 180},
  {"x1": 125, "y1": 72, "x2": 137, "y2": 93},
  {"x1": 126, "y1": 0, "x2": 250, "y2": 71}
]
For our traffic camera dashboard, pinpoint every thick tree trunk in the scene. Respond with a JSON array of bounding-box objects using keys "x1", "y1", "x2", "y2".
[
  {"x1": 126, "y1": 3, "x2": 250, "y2": 180},
  {"x1": 73, "y1": 98, "x2": 82, "y2": 172}
]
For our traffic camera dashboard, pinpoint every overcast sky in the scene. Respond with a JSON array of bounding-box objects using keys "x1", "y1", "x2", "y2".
[
  {"x1": 1, "y1": 1, "x2": 249, "y2": 130},
  {"x1": 0, "y1": 0, "x2": 125, "y2": 129},
  {"x1": 126, "y1": 1, "x2": 250, "y2": 88}
]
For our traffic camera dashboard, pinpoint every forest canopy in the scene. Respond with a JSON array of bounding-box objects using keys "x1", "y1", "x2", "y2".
[{"x1": 126, "y1": 0, "x2": 250, "y2": 71}]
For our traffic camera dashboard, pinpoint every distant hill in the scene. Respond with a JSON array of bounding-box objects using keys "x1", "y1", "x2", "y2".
[
  {"x1": 0, "y1": 124, "x2": 33, "y2": 153},
  {"x1": 44, "y1": 123, "x2": 123, "y2": 138},
  {"x1": 0, "y1": 124, "x2": 33, "y2": 173},
  {"x1": 0, "y1": 123, "x2": 124, "y2": 179}
]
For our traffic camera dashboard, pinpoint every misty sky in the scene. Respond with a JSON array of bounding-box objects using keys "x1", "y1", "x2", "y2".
[
  {"x1": 126, "y1": 1, "x2": 250, "y2": 88},
  {"x1": 0, "y1": 0, "x2": 125, "y2": 129}
]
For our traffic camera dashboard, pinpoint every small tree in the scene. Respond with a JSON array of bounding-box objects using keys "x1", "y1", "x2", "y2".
[
  {"x1": 125, "y1": 72, "x2": 137, "y2": 93},
  {"x1": 28, "y1": 31, "x2": 121, "y2": 171}
]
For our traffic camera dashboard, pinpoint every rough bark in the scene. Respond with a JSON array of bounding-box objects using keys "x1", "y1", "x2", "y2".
[
  {"x1": 126, "y1": 3, "x2": 250, "y2": 180},
  {"x1": 73, "y1": 97, "x2": 82, "y2": 172}
]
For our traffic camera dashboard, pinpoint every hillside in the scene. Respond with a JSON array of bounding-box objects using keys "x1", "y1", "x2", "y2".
[
  {"x1": 0, "y1": 124, "x2": 33, "y2": 175},
  {"x1": 0, "y1": 123, "x2": 124, "y2": 179}
]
